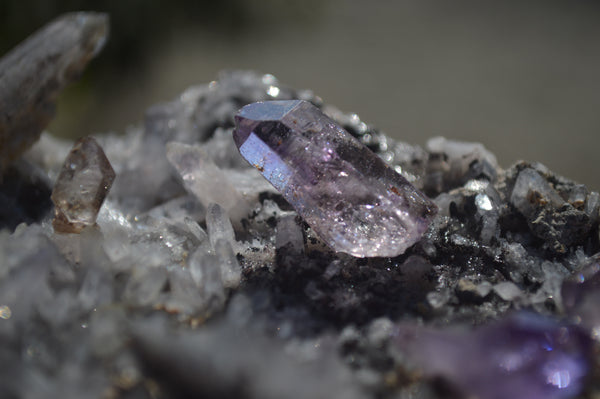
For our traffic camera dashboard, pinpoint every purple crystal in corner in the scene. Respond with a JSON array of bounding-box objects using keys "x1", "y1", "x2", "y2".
[
  {"x1": 233, "y1": 100, "x2": 437, "y2": 257},
  {"x1": 394, "y1": 313, "x2": 592, "y2": 399}
]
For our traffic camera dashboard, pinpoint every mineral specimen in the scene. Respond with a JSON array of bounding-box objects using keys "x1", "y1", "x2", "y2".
[
  {"x1": 51, "y1": 137, "x2": 115, "y2": 233},
  {"x1": 2, "y1": 68, "x2": 600, "y2": 399},
  {"x1": 0, "y1": 12, "x2": 108, "y2": 171},
  {"x1": 394, "y1": 313, "x2": 592, "y2": 399},
  {"x1": 233, "y1": 100, "x2": 437, "y2": 257}
]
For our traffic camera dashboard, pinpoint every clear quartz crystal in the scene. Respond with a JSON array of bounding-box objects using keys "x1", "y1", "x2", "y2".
[
  {"x1": 51, "y1": 136, "x2": 115, "y2": 233},
  {"x1": 205, "y1": 203, "x2": 241, "y2": 289},
  {"x1": 206, "y1": 203, "x2": 236, "y2": 249},
  {"x1": 166, "y1": 142, "x2": 249, "y2": 220},
  {"x1": 234, "y1": 100, "x2": 437, "y2": 257}
]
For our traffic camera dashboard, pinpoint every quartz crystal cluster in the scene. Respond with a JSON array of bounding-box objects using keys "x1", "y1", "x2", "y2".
[
  {"x1": 0, "y1": 12, "x2": 108, "y2": 171},
  {"x1": 1, "y1": 15, "x2": 600, "y2": 399}
]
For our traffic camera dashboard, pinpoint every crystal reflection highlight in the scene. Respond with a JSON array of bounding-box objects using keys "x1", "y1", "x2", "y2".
[{"x1": 393, "y1": 313, "x2": 591, "y2": 399}]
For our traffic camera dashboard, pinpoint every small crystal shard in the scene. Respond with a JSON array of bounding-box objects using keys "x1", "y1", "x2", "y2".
[
  {"x1": 51, "y1": 137, "x2": 115, "y2": 233},
  {"x1": 233, "y1": 100, "x2": 437, "y2": 257},
  {"x1": 205, "y1": 203, "x2": 241, "y2": 288},
  {"x1": 510, "y1": 168, "x2": 565, "y2": 218}
]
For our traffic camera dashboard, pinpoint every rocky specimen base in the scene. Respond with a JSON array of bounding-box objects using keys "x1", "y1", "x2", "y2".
[{"x1": 1, "y1": 71, "x2": 600, "y2": 399}]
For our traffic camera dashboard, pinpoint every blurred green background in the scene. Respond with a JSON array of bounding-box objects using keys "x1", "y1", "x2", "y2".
[{"x1": 1, "y1": 0, "x2": 599, "y2": 189}]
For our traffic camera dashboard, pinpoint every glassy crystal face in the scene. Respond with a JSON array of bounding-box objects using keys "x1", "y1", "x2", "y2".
[
  {"x1": 233, "y1": 100, "x2": 437, "y2": 257},
  {"x1": 51, "y1": 137, "x2": 115, "y2": 233}
]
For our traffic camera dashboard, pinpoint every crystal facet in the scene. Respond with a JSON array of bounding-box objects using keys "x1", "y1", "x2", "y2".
[
  {"x1": 51, "y1": 137, "x2": 115, "y2": 233},
  {"x1": 233, "y1": 100, "x2": 437, "y2": 257}
]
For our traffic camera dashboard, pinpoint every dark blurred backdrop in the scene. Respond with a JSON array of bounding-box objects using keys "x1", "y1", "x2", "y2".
[{"x1": 1, "y1": 0, "x2": 599, "y2": 189}]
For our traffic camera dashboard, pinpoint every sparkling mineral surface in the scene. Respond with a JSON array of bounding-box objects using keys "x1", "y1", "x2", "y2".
[
  {"x1": 233, "y1": 100, "x2": 437, "y2": 257},
  {"x1": 51, "y1": 137, "x2": 115, "y2": 233}
]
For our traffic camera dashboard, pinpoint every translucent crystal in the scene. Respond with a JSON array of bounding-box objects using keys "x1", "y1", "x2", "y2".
[
  {"x1": 234, "y1": 100, "x2": 437, "y2": 257},
  {"x1": 394, "y1": 313, "x2": 592, "y2": 399},
  {"x1": 493, "y1": 281, "x2": 523, "y2": 301},
  {"x1": 51, "y1": 137, "x2": 115, "y2": 233},
  {"x1": 164, "y1": 267, "x2": 206, "y2": 315},
  {"x1": 0, "y1": 12, "x2": 108, "y2": 171},
  {"x1": 123, "y1": 267, "x2": 168, "y2": 307},
  {"x1": 510, "y1": 168, "x2": 564, "y2": 218},
  {"x1": 188, "y1": 247, "x2": 226, "y2": 310},
  {"x1": 166, "y1": 142, "x2": 249, "y2": 220},
  {"x1": 213, "y1": 240, "x2": 241, "y2": 289},
  {"x1": 205, "y1": 203, "x2": 241, "y2": 289}
]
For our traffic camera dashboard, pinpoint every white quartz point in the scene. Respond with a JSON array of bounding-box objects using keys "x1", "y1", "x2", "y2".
[
  {"x1": 206, "y1": 203, "x2": 236, "y2": 249},
  {"x1": 166, "y1": 141, "x2": 249, "y2": 221},
  {"x1": 205, "y1": 203, "x2": 241, "y2": 288}
]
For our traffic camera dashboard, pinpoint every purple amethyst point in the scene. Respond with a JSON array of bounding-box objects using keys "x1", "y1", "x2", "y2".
[
  {"x1": 233, "y1": 100, "x2": 437, "y2": 257},
  {"x1": 394, "y1": 313, "x2": 592, "y2": 399}
]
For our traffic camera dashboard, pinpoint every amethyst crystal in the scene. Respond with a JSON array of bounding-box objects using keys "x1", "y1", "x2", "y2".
[
  {"x1": 51, "y1": 137, "x2": 115, "y2": 233},
  {"x1": 394, "y1": 313, "x2": 592, "y2": 399},
  {"x1": 233, "y1": 100, "x2": 437, "y2": 257}
]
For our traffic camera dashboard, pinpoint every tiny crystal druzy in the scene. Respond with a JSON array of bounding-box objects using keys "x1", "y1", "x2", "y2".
[
  {"x1": 51, "y1": 137, "x2": 115, "y2": 233},
  {"x1": 233, "y1": 100, "x2": 437, "y2": 257}
]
